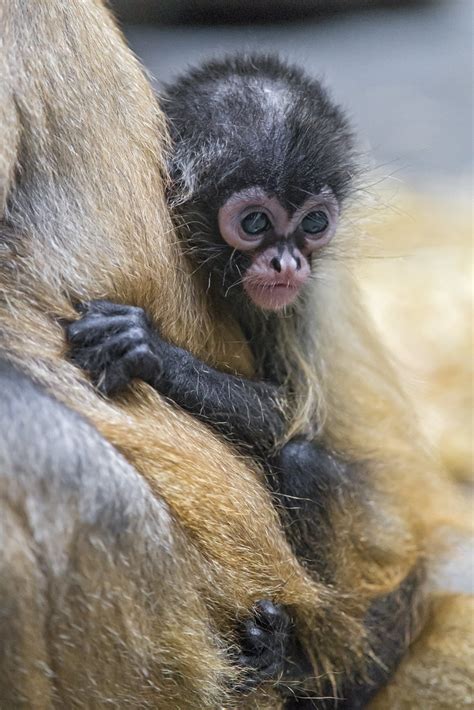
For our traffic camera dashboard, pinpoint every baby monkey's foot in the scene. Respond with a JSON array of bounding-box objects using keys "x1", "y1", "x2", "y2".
[{"x1": 235, "y1": 600, "x2": 291, "y2": 692}]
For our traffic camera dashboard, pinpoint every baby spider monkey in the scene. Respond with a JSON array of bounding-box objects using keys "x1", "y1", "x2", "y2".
[{"x1": 67, "y1": 55, "x2": 419, "y2": 705}]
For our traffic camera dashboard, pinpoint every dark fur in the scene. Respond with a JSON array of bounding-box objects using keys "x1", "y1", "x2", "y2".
[
  {"x1": 165, "y1": 54, "x2": 355, "y2": 204},
  {"x1": 67, "y1": 55, "x2": 359, "y2": 571},
  {"x1": 2, "y1": 1, "x2": 468, "y2": 703},
  {"x1": 159, "y1": 54, "x2": 358, "y2": 579},
  {"x1": 66, "y1": 301, "x2": 424, "y2": 704}
]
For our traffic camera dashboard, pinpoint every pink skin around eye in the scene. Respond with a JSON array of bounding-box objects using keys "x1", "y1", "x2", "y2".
[
  {"x1": 291, "y1": 190, "x2": 339, "y2": 254},
  {"x1": 217, "y1": 186, "x2": 338, "y2": 311},
  {"x1": 217, "y1": 188, "x2": 288, "y2": 251}
]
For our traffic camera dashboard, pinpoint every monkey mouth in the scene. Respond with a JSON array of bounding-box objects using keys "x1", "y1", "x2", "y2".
[{"x1": 243, "y1": 279, "x2": 301, "y2": 310}]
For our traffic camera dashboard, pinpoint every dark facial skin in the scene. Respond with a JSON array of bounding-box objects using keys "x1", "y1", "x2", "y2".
[{"x1": 65, "y1": 54, "x2": 418, "y2": 706}]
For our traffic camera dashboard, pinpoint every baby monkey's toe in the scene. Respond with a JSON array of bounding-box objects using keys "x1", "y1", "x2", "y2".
[{"x1": 235, "y1": 600, "x2": 291, "y2": 692}]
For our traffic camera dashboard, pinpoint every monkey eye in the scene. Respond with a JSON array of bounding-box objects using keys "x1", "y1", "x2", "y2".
[
  {"x1": 301, "y1": 210, "x2": 329, "y2": 235},
  {"x1": 241, "y1": 211, "x2": 271, "y2": 236}
]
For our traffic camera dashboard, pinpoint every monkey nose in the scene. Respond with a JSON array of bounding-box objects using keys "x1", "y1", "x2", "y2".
[
  {"x1": 270, "y1": 252, "x2": 302, "y2": 275},
  {"x1": 270, "y1": 257, "x2": 282, "y2": 272}
]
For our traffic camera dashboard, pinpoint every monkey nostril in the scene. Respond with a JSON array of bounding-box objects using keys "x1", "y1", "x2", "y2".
[{"x1": 271, "y1": 257, "x2": 282, "y2": 273}]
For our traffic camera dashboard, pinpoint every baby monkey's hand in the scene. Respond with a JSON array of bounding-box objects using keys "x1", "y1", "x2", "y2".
[{"x1": 65, "y1": 300, "x2": 163, "y2": 396}]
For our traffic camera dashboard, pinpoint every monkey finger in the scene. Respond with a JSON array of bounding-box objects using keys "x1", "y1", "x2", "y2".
[
  {"x1": 235, "y1": 647, "x2": 284, "y2": 689},
  {"x1": 68, "y1": 343, "x2": 105, "y2": 374},
  {"x1": 104, "y1": 330, "x2": 150, "y2": 355},
  {"x1": 71, "y1": 301, "x2": 89, "y2": 315},
  {"x1": 71, "y1": 300, "x2": 116, "y2": 316},
  {"x1": 254, "y1": 600, "x2": 291, "y2": 634},
  {"x1": 97, "y1": 361, "x2": 131, "y2": 397},
  {"x1": 119, "y1": 345, "x2": 163, "y2": 386},
  {"x1": 68, "y1": 335, "x2": 131, "y2": 372},
  {"x1": 98, "y1": 344, "x2": 162, "y2": 395},
  {"x1": 66, "y1": 315, "x2": 135, "y2": 345},
  {"x1": 241, "y1": 618, "x2": 273, "y2": 656}
]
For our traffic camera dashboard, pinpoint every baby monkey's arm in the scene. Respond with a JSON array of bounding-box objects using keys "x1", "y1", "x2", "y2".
[
  {"x1": 66, "y1": 300, "x2": 287, "y2": 455},
  {"x1": 66, "y1": 300, "x2": 351, "y2": 574}
]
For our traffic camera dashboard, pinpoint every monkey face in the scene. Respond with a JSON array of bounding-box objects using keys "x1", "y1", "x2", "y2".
[{"x1": 218, "y1": 186, "x2": 339, "y2": 311}]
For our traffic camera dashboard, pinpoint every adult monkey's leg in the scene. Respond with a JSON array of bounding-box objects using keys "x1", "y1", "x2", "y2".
[{"x1": 0, "y1": 360, "x2": 228, "y2": 708}]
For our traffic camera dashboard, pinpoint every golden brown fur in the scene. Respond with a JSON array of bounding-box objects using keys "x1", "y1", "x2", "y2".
[{"x1": 0, "y1": 1, "x2": 471, "y2": 707}]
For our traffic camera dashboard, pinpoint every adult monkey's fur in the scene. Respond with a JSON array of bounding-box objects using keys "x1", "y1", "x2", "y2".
[{"x1": 0, "y1": 1, "x2": 471, "y2": 708}]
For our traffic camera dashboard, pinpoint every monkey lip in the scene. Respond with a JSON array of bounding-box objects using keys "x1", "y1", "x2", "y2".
[{"x1": 243, "y1": 279, "x2": 302, "y2": 310}]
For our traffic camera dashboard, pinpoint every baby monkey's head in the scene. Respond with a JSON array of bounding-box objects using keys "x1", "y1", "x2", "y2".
[{"x1": 164, "y1": 54, "x2": 356, "y2": 313}]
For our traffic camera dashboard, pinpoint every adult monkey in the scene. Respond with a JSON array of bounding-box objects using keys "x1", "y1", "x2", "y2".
[
  {"x1": 0, "y1": 2, "x2": 472, "y2": 710},
  {"x1": 0, "y1": 2, "x2": 309, "y2": 705}
]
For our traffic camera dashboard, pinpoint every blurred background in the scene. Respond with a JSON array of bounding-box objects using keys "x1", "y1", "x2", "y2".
[
  {"x1": 113, "y1": 0, "x2": 472, "y2": 190},
  {"x1": 111, "y1": 0, "x2": 473, "y2": 491}
]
